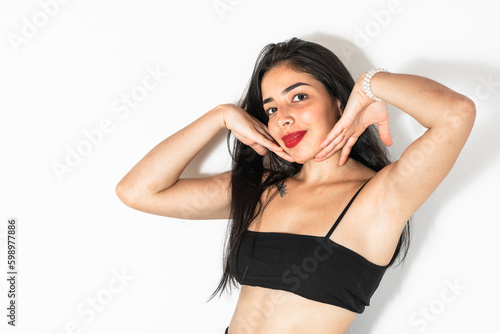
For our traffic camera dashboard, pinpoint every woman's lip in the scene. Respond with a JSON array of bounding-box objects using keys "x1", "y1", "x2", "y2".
[{"x1": 282, "y1": 131, "x2": 307, "y2": 148}]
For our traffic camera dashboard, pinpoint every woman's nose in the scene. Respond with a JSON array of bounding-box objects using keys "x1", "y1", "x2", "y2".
[
  {"x1": 279, "y1": 118, "x2": 292, "y2": 127},
  {"x1": 276, "y1": 107, "x2": 294, "y2": 127}
]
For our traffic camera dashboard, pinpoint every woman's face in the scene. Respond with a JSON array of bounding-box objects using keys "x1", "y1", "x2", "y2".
[{"x1": 261, "y1": 64, "x2": 341, "y2": 163}]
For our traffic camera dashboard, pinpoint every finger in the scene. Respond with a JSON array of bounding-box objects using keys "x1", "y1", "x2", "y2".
[
  {"x1": 260, "y1": 137, "x2": 283, "y2": 153},
  {"x1": 250, "y1": 128, "x2": 283, "y2": 153},
  {"x1": 316, "y1": 132, "x2": 347, "y2": 159},
  {"x1": 233, "y1": 131, "x2": 272, "y2": 156},
  {"x1": 326, "y1": 132, "x2": 346, "y2": 153},
  {"x1": 377, "y1": 119, "x2": 393, "y2": 146},
  {"x1": 274, "y1": 150, "x2": 294, "y2": 162},
  {"x1": 320, "y1": 125, "x2": 344, "y2": 148},
  {"x1": 315, "y1": 141, "x2": 337, "y2": 161},
  {"x1": 248, "y1": 141, "x2": 270, "y2": 156},
  {"x1": 315, "y1": 136, "x2": 347, "y2": 161},
  {"x1": 315, "y1": 139, "x2": 346, "y2": 162},
  {"x1": 338, "y1": 137, "x2": 357, "y2": 166},
  {"x1": 253, "y1": 125, "x2": 283, "y2": 150}
]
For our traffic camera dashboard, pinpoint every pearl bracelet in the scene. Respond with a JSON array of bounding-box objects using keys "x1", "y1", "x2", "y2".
[{"x1": 363, "y1": 68, "x2": 389, "y2": 101}]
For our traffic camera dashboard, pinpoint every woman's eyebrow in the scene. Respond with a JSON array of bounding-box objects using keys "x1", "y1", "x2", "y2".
[{"x1": 262, "y1": 82, "x2": 311, "y2": 105}]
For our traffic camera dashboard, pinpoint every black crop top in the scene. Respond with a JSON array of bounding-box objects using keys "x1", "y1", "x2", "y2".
[{"x1": 229, "y1": 180, "x2": 390, "y2": 314}]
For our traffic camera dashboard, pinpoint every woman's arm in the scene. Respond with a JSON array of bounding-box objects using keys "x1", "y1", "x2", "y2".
[
  {"x1": 115, "y1": 104, "x2": 288, "y2": 220},
  {"x1": 371, "y1": 72, "x2": 476, "y2": 222},
  {"x1": 315, "y1": 72, "x2": 475, "y2": 265},
  {"x1": 317, "y1": 71, "x2": 475, "y2": 224}
]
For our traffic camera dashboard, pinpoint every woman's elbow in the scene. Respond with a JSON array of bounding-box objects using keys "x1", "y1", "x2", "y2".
[
  {"x1": 444, "y1": 94, "x2": 476, "y2": 131},
  {"x1": 115, "y1": 181, "x2": 139, "y2": 208},
  {"x1": 457, "y1": 95, "x2": 476, "y2": 126}
]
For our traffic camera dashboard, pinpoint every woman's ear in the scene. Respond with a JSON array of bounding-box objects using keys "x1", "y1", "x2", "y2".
[{"x1": 336, "y1": 99, "x2": 343, "y2": 116}]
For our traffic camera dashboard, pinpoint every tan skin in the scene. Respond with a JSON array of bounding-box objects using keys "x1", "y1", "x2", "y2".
[{"x1": 116, "y1": 63, "x2": 475, "y2": 333}]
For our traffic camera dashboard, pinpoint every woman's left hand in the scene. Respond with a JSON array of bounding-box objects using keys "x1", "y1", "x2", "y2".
[{"x1": 314, "y1": 74, "x2": 393, "y2": 165}]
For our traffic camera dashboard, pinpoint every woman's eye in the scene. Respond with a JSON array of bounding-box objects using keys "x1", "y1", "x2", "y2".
[
  {"x1": 266, "y1": 107, "x2": 277, "y2": 115},
  {"x1": 293, "y1": 93, "x2": 307, "y2": 102}
]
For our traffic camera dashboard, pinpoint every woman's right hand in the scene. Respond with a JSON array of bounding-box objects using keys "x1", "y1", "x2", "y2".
[{"x1": 219, "y1": 104, "x2": 294, "y2": 162}]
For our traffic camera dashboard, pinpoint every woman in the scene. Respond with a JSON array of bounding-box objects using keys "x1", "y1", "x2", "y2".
[{"x1": 115, "y1": 38, "x2": 475, "y2": 333}]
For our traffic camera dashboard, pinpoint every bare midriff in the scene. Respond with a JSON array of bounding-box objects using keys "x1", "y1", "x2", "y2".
[{"x1": 227, "y1": 285, "x2": 358, "y2": 334}]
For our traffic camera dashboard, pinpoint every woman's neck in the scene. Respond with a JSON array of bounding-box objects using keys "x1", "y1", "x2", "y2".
[{"x1": 293, "y1": 152, "x2": 372, "y2": 185}]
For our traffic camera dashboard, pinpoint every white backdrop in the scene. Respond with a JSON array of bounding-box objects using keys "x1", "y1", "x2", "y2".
[{"x1": 1, "y1": 0, "x2": 499, "y2": 333}]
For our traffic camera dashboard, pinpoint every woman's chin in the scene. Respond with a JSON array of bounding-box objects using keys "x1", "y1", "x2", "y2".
[{"x1": 288, "y1": 151, "x2": 316, "y2": 164}]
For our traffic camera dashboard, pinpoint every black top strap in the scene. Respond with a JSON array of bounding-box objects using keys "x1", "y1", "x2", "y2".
[{"x1": 325, "y1": 178, "x2": 371, "y2": 239}]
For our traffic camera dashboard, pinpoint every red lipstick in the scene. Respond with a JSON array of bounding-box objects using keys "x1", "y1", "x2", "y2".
[{"x1": 282, "y1": 131, "x2": 307, "y2": 148}]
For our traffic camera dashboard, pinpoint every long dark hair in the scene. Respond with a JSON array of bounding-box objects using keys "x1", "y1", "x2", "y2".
[{"x1": 209, "y1": 37, "x2": 410, "y2": 300}]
